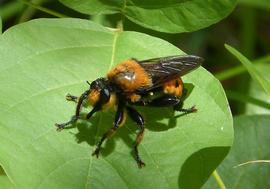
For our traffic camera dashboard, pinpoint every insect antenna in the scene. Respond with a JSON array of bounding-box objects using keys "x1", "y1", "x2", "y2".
[{"x1": 86, "y1": 80, "x2": 91, "y2": 86}]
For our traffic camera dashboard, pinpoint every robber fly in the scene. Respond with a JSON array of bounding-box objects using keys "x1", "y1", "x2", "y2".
[{"x1": 55, "y1": 55, "x2": 203, "y2": 168}]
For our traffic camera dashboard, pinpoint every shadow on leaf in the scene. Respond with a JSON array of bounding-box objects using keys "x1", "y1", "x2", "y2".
[
  {"x1": 63, "y1": 83, "x2": 196, "y2": 161},
  {"x1": 178, "y1": 146, "x2": 230, "y2": 189}
]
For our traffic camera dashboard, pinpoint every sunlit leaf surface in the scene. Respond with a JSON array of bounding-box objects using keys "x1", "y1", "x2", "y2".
[{"x1": 0, "y1": 18, "x2": 233, "y2": 189}]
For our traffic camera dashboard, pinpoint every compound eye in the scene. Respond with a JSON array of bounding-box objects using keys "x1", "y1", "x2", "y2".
[
  {"x1": 99, "y1": 88, "x2": 110, "y2": 103},
  {"x1": 89, "y1": 78, "x2": 107, "y2": 91},
  {"x1": 89, "y1": 80, "x2": 98, "y2": 90}
]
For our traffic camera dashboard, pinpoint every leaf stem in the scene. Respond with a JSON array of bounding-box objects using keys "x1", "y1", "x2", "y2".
[
  {"x1": 240, "y1": 6, "x2": 256, "y2": 59},
  {"x1": 117, "y1": 15, "x2": 124, "y2": 32},
  {"x1": 234, "y1": 160, "x2": 270, "y2": 168},
  {"x1": 19, "y1": 0, "x2": 68, "y2": 18},
  {"x1": 212, "y1": 170, "x2": 227, "y2": 189},
  {"x1": 18, "y1": 0, "x2": 47, "y2": 23}
]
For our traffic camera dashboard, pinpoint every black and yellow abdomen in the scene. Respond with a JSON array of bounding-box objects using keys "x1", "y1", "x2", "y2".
[{"x1": 163, "y1": 78, "x2": 184, "y2": 97}]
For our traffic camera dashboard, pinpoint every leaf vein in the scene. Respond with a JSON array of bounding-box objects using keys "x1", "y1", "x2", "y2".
[
  {"x1": 108, "y1": 32, "x2": 119, "y2": 71},
  {"x1": 36, "y1": 157, "x2": 89, "y2": 189}
]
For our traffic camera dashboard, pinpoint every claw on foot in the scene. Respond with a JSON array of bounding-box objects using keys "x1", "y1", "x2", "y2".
[
  {"x1": 92, "y1": 148, "x2": 101, "y2": 158},
  {"x1": 55, "y1": 123, "x2": 65, "y2": 131},
  {"x1": 175, "y1": 105, "x2": 197, "y2": 113},
  {"x1": 66, "y1": 94, "x2": 78, "y2": 102},
  {"x1": 188, "y1": 105, "x2": 197, "y2": 113},
  {"x1": 137, "y1": 159, "x2": 146, "y2": 168}
]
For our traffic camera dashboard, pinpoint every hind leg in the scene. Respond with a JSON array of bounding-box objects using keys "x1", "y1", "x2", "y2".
[{"x1": 145, "y1": 94, "x2": 196, "y2": 113}]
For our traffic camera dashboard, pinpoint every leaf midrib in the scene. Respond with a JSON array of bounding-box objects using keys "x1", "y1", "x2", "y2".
[{"x1": 85, "y1": 31, "x2": 119, "y2": 189}]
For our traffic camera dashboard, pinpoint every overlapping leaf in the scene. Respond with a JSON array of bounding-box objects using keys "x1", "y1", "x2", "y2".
[
  {"x1": 239, "y1": 0, "x2": 270, "y2": 11},
  {"x1": 59, "y1": 0, "x2": 237, "y2": 33},
  {"x1": 203, "y1": 115, "x2": 270, "y2": 189},
  {"x1": 226, "y1": 44, "x2": 270, "y2": 96},
  {"x1": 0, "y1": 18, "x2": 233, "y2": 189}
]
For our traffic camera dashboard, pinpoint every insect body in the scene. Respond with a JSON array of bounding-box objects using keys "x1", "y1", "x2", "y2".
[{"x1": 55, "y1": 55, "x2": 203, "y2": 168}]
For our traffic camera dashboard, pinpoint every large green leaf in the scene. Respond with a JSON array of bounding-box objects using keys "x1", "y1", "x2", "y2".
[
  {"x1": 225, "y1": 44, "x2": 270, "y2": 96},
  {"x1": 59, "y1": 0, "x2": 237, "y2": 33},
  {"x1": 0, "y1": 18, "x2": 233, "y2": 189},
  {"x1": 203, "y1": 115, "x2": 270, "y2": 189},
  {"x1": 239, "y1": 0, "x2": 270, "y2": 11}
]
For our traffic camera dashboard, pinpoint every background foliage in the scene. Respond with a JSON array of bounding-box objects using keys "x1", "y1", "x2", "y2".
[{"x1": 0, "y1": 0, "x2": 269, "y2": 189}]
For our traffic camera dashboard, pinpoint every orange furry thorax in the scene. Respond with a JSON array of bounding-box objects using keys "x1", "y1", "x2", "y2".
[{"x1": 107, "y1": 60, "x2": 152, "y2": 93}]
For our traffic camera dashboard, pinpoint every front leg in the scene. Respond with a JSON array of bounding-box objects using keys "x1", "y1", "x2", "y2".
[
  {"x1": 92, "y1": 103, "x2": 125, "y2": 158},
  {"x1": 55, "y1": 90, "x2": 90, "y2": 131},
  {"x1": 66, "y1": 94, "x2": 78, "y2": 103}
]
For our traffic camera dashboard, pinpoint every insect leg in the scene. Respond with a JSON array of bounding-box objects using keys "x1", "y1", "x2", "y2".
[
  {"x1": 92, "y1": 103, "x2": 125, "y2": 158},
  {"x1": 173, "y1": 101, "x2": 197, "y2": 113},
  {"x1": 86, "y1": 105, "x2": 101, "y2": 119},
  {"x1": 66, "y1": 94, "x2": 78, "y2": 103},
  {"x1": 55, "y1": 90, "x2": 90, "y2": 131},
  {"x1": 174, "y1": 87, "x2": 197, "y2": 113},
  {"x1": 126, "y1": 106, "x2": 145, "y2": 168},
  {"x1": 148, "y1": 94, "x2": 180, "y2": 107},
  {"x1": 66, "y1": 93, "x2": 90, "y2": 109},
  {"x1": 147, "y1": 94, "x2": 196, "y2": 113},
  {"x1": 86, "y1": 88, "x2": 111, "y2": 119}
]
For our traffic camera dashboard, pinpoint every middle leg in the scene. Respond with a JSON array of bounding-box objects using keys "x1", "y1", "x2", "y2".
[
  {"x1": 126, "y1": 106, "x2": 145, "y2": 168},
  {"x1": 92, "y1": 102, "x2": 125, "y2": 158}
]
